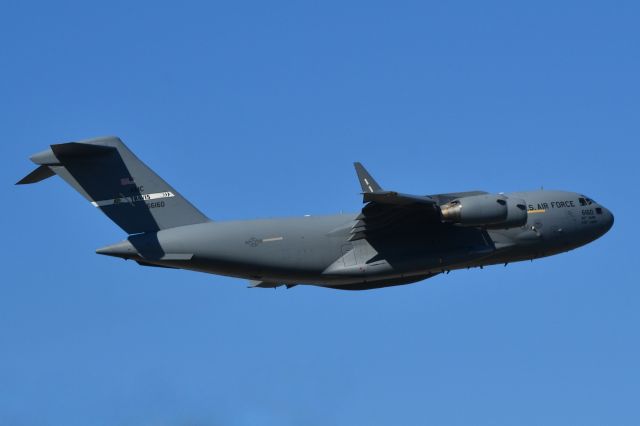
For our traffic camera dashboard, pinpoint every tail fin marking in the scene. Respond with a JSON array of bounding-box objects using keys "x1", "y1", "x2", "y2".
[{"x1": 18, "y1": 136, "x2": 209, "y2": 234}]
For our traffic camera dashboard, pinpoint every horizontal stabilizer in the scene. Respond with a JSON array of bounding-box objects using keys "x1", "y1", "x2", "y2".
[
  {"x1": 50, "y1": 142, "x2": 116, "y2": 159},
  {"x1": 16, "y1": 165, "x2": 55, "y2": 185}
]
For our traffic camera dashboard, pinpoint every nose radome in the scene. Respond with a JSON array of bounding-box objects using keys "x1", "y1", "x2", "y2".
[{"x1": 604, "y1": 207, "x2": 614, "y2": 232}]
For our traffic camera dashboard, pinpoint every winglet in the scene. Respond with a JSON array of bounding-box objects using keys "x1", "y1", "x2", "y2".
[{"x1": 354, "y1": 162, "x2": 382, "y2": 193}]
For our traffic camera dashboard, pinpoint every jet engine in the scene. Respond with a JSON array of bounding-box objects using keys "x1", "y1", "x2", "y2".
[{"x1": 440, "y1": 194, "x2": 527, "y2": 228}]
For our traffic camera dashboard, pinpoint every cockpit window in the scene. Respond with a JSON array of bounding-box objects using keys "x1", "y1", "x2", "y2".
[{"x1": 579, "y1": 196, "x2": 595, "y2": 206}]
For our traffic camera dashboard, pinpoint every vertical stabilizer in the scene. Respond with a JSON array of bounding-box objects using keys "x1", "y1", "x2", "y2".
[{"x1": 17, "y1": 136, "x2": 210, "y2": 234}]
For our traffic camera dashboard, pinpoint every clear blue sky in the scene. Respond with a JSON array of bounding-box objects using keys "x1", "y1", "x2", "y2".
[{"x1": 1, "y1": 1, "x2": 638, "y2": 425}]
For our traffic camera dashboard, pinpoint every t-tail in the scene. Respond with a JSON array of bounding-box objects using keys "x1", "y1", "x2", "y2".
[{"x1": 17, "y1": 136, "x2": 210, "y2": 234}]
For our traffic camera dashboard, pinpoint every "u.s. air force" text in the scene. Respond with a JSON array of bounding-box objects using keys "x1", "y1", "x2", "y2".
[{"x1": 528, "y1": 200, "x2": 576, "y2": 210}]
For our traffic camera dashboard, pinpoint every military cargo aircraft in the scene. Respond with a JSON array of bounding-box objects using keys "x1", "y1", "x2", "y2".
[{"x1": 17, "y1": 137, "x2": 613, "y2": 290}]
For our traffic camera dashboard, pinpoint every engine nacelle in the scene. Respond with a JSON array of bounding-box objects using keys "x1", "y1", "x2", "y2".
[{"x1": 440, "y1": 194, "x2": 527, "y2": 228}]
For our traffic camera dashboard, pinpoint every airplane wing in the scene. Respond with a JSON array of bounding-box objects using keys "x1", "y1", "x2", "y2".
[{"x1": 350, "y1": 163, "x2": 442, "y2": 241}]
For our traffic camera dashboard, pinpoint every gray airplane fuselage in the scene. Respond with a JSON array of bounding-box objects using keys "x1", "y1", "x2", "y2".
[
  {"x1": 18, "y1": 137, "x2": 613, "y2": 291},
  {"x1": 100, "y1": 189, "x2": 613, "y2": 289}
]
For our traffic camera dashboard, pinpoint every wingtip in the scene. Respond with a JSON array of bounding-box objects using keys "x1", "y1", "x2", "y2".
[{"x1": 353, "y1": 162, "x2": 382, "y2": 193}]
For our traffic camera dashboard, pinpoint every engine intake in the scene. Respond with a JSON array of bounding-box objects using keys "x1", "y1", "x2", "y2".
[{"x1": 440, "y1": 194, "x2": 527, "y2": 228}]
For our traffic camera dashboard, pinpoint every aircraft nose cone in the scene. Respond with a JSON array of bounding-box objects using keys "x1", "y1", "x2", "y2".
[{"x1": 603, "y1": 208, "x2": 614, "y2": 232}]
